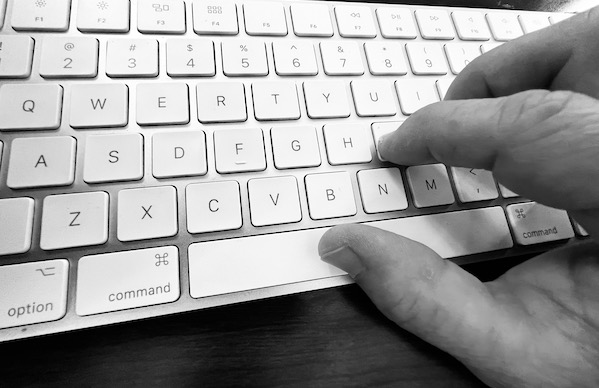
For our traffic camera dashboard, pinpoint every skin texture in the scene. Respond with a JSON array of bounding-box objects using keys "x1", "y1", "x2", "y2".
[{"x1": 318, "y1": 7, "x2": 599, "y2": 388}]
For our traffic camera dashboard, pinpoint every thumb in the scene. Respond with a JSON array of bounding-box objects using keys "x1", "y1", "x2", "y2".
[{"x1": 318, "y1": 223, "x2": 509, "y2": 363}]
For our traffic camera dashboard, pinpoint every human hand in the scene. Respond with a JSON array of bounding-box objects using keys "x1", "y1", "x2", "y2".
[{"x1": 319, "y1": 7, "x2": 599, "y2": 387}]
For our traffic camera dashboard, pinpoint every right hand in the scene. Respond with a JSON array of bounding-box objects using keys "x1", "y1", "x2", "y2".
[{"x1": 319, "y1": 7, "x2": 599, "y2": 387}]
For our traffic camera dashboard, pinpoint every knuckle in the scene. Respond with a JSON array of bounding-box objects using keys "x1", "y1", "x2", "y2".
[{"x1": 494, "y1": 90, "x2": 576, "y2": 134}]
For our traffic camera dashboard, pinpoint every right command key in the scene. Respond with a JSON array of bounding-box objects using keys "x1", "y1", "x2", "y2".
[{"x1": 507, "y1": 202, "x2": 575, "y2": 245}]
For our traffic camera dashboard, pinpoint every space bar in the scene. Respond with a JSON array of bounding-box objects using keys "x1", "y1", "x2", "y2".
[{"x1": 187, "y1": 206, "x2": 513, "y2": 298}]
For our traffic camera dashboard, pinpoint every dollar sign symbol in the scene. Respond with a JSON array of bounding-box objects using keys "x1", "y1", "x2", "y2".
[{"x1": 187, "y1": 44, "x2": 193, "y2": 52}]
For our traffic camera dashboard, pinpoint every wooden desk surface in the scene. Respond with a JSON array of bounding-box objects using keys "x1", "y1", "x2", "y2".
[
  {"x1": 3, "y1": 257, "x2": 527, "y2": 387},
  {"x1": 1, "y1": 0, "x2": 592, "y2": 386}
]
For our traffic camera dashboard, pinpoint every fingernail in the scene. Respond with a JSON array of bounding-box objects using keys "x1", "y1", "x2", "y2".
[{"x1": 320, "y1": 245, "x2": 365, "y2": 279}]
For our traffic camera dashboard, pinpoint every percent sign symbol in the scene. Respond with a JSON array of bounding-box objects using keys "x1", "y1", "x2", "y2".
[{"x1": 240, "y1": 45, "x2": 248, "y2": 52}]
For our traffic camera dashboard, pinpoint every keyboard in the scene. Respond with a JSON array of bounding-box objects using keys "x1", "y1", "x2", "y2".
[{"x1": 0, "y1": 0, "x2": 587, "y2": 342}]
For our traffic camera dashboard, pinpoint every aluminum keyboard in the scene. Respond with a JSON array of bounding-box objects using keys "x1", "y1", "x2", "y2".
[{"x1": 0, "y1": 0, "x2": 587, "y2": 342}]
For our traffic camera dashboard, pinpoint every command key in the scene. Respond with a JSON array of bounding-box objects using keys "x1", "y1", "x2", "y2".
[{"x1": 507, "y1": 202, "x2": 575, "y2": 245}]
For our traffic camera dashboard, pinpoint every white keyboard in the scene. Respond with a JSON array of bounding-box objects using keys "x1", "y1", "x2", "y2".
[{"x1": 0, "y1": 0, "x2": 586, "y2": 342}]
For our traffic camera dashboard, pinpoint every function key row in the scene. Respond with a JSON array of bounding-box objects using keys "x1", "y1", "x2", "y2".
[{"x1": 6, "y1": 0, "x2": 570, "y2": 39}]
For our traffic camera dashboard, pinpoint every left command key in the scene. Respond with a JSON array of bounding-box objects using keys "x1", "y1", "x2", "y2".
[{"x1": 0, "y1": 260, "x2": 68, "y2": 329}]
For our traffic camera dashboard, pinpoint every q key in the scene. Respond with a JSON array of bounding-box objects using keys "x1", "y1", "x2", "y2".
[{"x1": 0, "y1": 84, "x2": 63, "y2": 131}]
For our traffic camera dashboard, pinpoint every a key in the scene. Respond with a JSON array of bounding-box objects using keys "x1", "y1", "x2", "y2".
[
  {"x1": 40, "y1": 192, "x2": 109, "y2": 250},
  {"x1": 271, "y1": 126, "x2": 321, "y2": 169},
  {"x1": 444, "y1": 43, "x2": 481, "y2": 74},
  {"x1": 376, "y1": 7, "x2": 418, "y2": 39},
  {"x1": 136, "y1": 83, "x2": 189, "y2": 126},
  {"x1": 152, "y1": 131, "x2": 207, "y2": 178},
  {"x1": 406, "y1": 164, "x2": 455, "y2": 207},
  {"x1": 303, "y1": 80, "x2": 351, "y2": 119},
  {"x1": 83, "y1": 133, "x2": 143, "y2": 183},
  {"x1": 186, "y1": 181, "x2": 242, "y2": 233},
  {"x1": 364, "y1": 42, "x2": 409, "y2": 76},
  {"x1": 572, "y1": 221, "x2": 589, "y2": 237},
  {"x1": 0, "y1": 84, "x2": 62, "y2": 131},
  {"x1": 436, "y1": 78, "x2": 454, "y2": 99},
  {"x1": 106, "y1": 39, "x2": 159, "y2": 77},
  {"x1": 11, "y1": 0, "x2": 71, "y2": 31},
  {"x1": 351, "y1": 79, "x2": 397, "y2": 117},
  {"x1": 451, "y1": 167, "x2": 499, "y2": 202},
  {"x1": 405, "y1": 43, "x2": 449, "y2": 75},
  {"x1": 252, "y1": 81, "x2": 300, "y2": 121},
  {"x1": 76, "y1": 247, "x2": 180, "y2": 316},
  {"x1": 188, "y1": 207, "x2": 512, "y2": 297},
  {"x1": 334, "y1": 5, "x2": 377, "y2": 38},
  {"x1": 248, "y1": 176, "x2": 302, "y2": 226},
  {"x1": 305, "y1": 172, "x2": 357, "y2": 220},
  {"x1": 481, "y1": 42, "x2": 503, "y2": 53},
  {"x1": 518, "y1": 13, "x2": 551, "y2": 34},
  {"x1": 69, "y1": 83, "x2": 129, "y2": 128},
  {"x1": 395, "y1": 79, "x2": 440, "y2": 115},
  {"x1": 371, "y1": 121, "x2": 401, "y2": 161},
  {"x1": 357, "y1": 168, "x2": 408, "y2": 213},
  {"x1": 486, "y1": 13, "x2": 523, "y2": 41},
  {"x1": 244, "y1": 1, "x2": 287, "y2": 36},
  {"x1": 323, "y1": 123, "x2": 372, "y2": 165},
  {"x1": 506, "y1": 202, "x2": 574, "y2": 245},
  {"x1": 39, "y1": 37, "x2": 99, "y2": 78},
  {"x1": 214, "y1": 128, "x2": 266, "y2": 173},
  {"x1": 222, "y1": 40, "x2": 268, "y2": 76},
  {"x1": 0, "y1": 198, "x2": 34, "y2": 256},
  {"x1": 138, "y1": 0, "x2": 186, "y2": 34},
  {"x1": 499, "y1": 184, "x2": 519, "y2": 198},
  {"x1": 196, "y1": 81, "x2": 247, "y2": 123},
  {"x1": 0, "y1": 0, "x2": 6, "y2": 29},
  {"x1": 7, "y1": 136, "x2": 76, "y2": 189},
  {"x1": 117, "y1": 186, "x2": 178, "y2": 242},
  {"x1": 192, "y1": 1, "x2": 238, "y2": 35},
  {"x1": 320, "y1": 41, "x2": 364, "y2": 75},
  {"x1": 290, "y1": 3, "x2": 334, "y2": 37},
  {"x1": 77, "y1": 0, "x2": 130, "y2": 32},
  {"x1": 166, "y1": 39, "x2": 215, "y2": 77},
  {"x1": 415, "y1": 9, "x2": 455, "y2": 39},
  {"x1": 549, "y1": 13, "x2": 573, "y2": 24},
  {"x1": 272, "y1": 41, "x2": 318, "y2": 76},
  {"x1": 0, "y1": 36, "x2": 34, "y2": 78},
  {"x1": 0, "y1": 260, "x2": 68, "y2": 329},
  {"x1": 451, "y1": 11, "x2": 491, "y2": 40}
]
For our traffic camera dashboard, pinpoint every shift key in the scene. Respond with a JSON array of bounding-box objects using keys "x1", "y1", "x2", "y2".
[
  {"x1": 0, "y1": 260, "x2": 69, "y2": 329},
  {"x1": 76, "y1": 246, "x2": 180, "y2": 316},
  {"x1": 507, "y1": 202, "x2": 574, "y2": 245}
]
